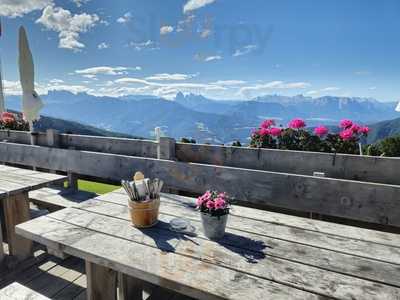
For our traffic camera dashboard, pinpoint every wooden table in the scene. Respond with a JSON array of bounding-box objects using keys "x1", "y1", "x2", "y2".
[
  {"x1": 15, "y1": 189, "x2": 400, "y2": 300},
  {"x1": 0, "y1": 165, "x2": 66, "y2": 261}
]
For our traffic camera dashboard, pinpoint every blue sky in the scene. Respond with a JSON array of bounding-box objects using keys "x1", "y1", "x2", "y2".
[{"x1": 0, "y1": 0, "x2": 399, "y2": 101}]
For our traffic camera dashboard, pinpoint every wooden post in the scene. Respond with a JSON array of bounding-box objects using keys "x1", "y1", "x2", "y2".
[
  {"x1": 157, "y1": 136, "x2": 176, "y2": 193},
  {"x1": 46, "y1": 129, "x2": 61, "y2": 179},
  {"x1": 67, "y1": 146, "x2": 78, "y2": 192},
  {"x1": 2, "y1": 192, "x2": 33, "y2": 260},
  {"x1": 118, "y1": 272, "x2": 144, "y2": 300},
  {"x1": 86, "y1": 261, "x2": 117, "y2": 300},
  {"x1": 46, "y1": 129, "x2": 60, "y2": 148},
  {"x1": 0, "y1": 220, "x2": 4, "y2": 265}
]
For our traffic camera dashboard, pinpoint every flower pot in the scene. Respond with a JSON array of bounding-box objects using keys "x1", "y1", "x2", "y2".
[
  {"x1": 128, "y1": 197, "x2": 160, "y2": 228},
  {"x1": 201, "y1": 213, "x2": 228, "y2": 240}
]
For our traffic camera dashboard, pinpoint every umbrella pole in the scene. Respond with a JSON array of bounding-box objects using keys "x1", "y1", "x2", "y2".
[{"x1": 29, "y1": 120, "x2": 37, "y2": 170}]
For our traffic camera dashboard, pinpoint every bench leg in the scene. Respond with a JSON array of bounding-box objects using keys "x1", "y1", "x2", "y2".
[
  {"x1": 2, "y1": 192, "x2": 33, "y2": 261},
  {"x1": 118, "y1": 272, "x2": 144, "y2": 300},
  {"x1": 86, "y1": 261, "x2": 117, "y2": 300}
]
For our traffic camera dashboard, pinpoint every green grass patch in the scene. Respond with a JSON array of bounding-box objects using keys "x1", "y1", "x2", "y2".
[{"x1": 65, "y1": 179, "x2": 120, "y2": 195}]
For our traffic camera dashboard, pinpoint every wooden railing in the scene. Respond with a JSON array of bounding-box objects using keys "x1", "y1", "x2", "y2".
[
  {"x1": 1, "y1": 129, "x2": 399, "y2": 185},
  {"x1": 0, "y1": 130, "x2": 399, "y2": 228}
]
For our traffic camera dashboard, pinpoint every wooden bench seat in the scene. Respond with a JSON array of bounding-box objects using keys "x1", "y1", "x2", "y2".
[
  {"x1": 29, "y1": 187, "x2": 97, "y2": 212},
  {"x1": 0, "y1": 282, "x2": 51, "y2": 300}
]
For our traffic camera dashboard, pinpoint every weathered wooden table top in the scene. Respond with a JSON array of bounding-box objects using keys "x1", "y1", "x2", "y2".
[
  {"x1": 16, "y1": 189, "x2": 400, "y2": 300},
  {"x1": 0, "y1": 165, "x2": 67, "y2": 199}
]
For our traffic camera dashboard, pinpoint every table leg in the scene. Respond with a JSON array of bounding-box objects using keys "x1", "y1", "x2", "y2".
[
  {"x1": 118, "y1": 272, "x2": 144, "y2": 300},
  {"x1": 2, "y1": 192, "x2": 33, "y2": 260},
  {"x1": 86, "y1": 261, "x2": 117, "y2": 300}
]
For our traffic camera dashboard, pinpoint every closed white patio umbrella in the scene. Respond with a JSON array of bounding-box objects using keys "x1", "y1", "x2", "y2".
[
  {"x1": 0, "y1": 18, "x2": 5, "y2": 114},
  {"x1": 18, "y1": 26, "x2": 43, "y2": 130}
]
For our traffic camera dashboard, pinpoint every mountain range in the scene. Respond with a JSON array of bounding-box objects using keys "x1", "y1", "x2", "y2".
[{"x1": 4, "y1": 91, "x2": 400, "y2": 144}]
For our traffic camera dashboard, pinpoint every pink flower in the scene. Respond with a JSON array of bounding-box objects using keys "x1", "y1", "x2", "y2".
[
  {"x1": 350, "y1": 124, "x2": 360, "y2": 134},
  {"x1": 218, "y1": 192, "x2": 226, "y2": 199},
  {"x1": 340, "y1": 119, "x2": 353, "y2": 129},
  {"x1": 339, "y1": 129, "x2": 354, "y2": 141},
  {"x1": 288, "y1": 118, "x2": 306, "y2": 129},
  {"x1": 1, "y1": 112, "x2": 15, "y2": 123},
  {"x1": 259, "y1": 128, "x2": 270, "y2": 136},
  {"x1": 206, "y1": 200, "x2": 215, "y2": 209},
  {"x1": 196, "y1": 197, "x2": 205, "y2": 207},
  {"x1": 360, "y1": 126, "x2": 370, "y2": 135},
  {"x1": 214, "y1": 198, "x2": 226, "y2": 210},
  {"x1": 270, "y1": 127, "x2": 283, "y2": 137},
  {"x1": 314, "y1": 126, "x2": 328, "y2": 137},
  {"x1": 260, "y1": 119, "x2": 275, "y2": 129}
]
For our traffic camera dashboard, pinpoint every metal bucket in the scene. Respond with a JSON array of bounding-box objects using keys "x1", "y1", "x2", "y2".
[
  {"x1": 128, "y1": 197, "x2": 160, "y2": 228},
  {"x1": 201, "y1": 213, "x2": 228, "y2": 240}
]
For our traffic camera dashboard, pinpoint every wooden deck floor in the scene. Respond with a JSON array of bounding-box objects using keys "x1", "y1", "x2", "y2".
[
  {"x1": 1, "y1": 243, "x2": 194, "y2": 300},
  {"x1": 1, "y1": 244, "x2": 87, "y2": 299}
]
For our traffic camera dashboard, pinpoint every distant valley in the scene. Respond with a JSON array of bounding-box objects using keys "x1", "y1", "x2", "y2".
[{"x1": 5, "y1": 91, "x2": 400, "y2": 144}]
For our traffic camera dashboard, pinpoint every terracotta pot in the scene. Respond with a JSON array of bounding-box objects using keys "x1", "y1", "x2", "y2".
[{"x1": 128, "y1": 197, "x2": 160, "y2": 228}]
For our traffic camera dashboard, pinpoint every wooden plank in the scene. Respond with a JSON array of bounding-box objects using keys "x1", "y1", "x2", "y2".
[
  {"x1": 16, "y1": 217, "x2": 325, "y2": 300},
  {"x1": 92, "y1": 194, "x2": 400, "y2": 266},
  {"x1": 118, "y1": 273, "x2": 144, "y2": 300},
  {"x1": 40, "y1": 208, "x2": 400, "y2": 299},
  {"x1": 59, "y1": 134, "x2": 158, "y2": 158},
  {"x1": 2, "y1": 142, "x2": 400, "y2": 227},
  {"x1": 86, "y1": 261, "x2": 117, "y2": 300},
  {"x1": 52, "y1": 274, "x2": 86, "y2": 300},
  {"x1": 155, "y1": 192, "x2": 400, "y2": 248},
  {"x1": 0, "y1": 282, "x2": 51, "y2": 300},
  {"x1": 176, "y1": 142, "x2": 400, "y2": 185},
  {"x1": 2, "y1": 192, "x2": 33, "y2": 260}
]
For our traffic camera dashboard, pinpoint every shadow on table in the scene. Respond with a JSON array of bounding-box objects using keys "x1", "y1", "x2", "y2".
[
  {"x1": 217, "y1": 232, "x2": 268, "y2": 264},
  {"x1": 139, "y1": 221, "x2": 199, "y2": 253}
]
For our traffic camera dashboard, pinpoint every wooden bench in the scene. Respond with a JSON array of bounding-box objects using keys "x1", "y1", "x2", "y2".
[
  {"x1": 0, "y1": 282, "x2": 51, "y2": 300},
  {"x1": 29, "y1": 187, "x2": 97, "y2": 212}
]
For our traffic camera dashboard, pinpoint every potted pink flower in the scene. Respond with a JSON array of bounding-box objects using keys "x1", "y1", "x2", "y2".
[{"x1": 196, "y1": 191, "x2": 230, "y2": 240}]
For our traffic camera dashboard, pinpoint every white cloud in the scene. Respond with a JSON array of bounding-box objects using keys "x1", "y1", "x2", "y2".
[
  {"x1": 49, "y1": 79, "x2": 64, "y2": 84},
  {"x1": 160, "y1": 26, "x2": 174, "y2": 35},
  {"x1": 145, "y1": 73, "x2": 197, "y2": 81},
  {"x1": 355, "y1": 70, "x2": 371, "y2": 76},
  {"x1": 183, "y1": 0, "x2": 216, "y2": 13},
  {"x1": 369, "y1": 86, "x2": 377, "y2": 90},
  {"x1": 128, "y1": 40, "x2": 159, "y2": 51},
  {"x1": 0, "y1": 0, "x2": 52, "y2": 18},
  {"x1": 195, "y1": 54, "x2": 222, "y2": 62},
  {"x1": 36, "y1": 5, "x2": 99, "y2": 52},
  {"x1": 47, "y1": 84, "x2": 92, "y2": 94},
  {"x1": 97, "y1": 42, "x2": 110, "y2": 49},
  {"x1": 75, "y1": 66, "x2": 140, "y2": 76},
  {"x1": 233, "y1": 45, "x2": 258, "y2": 57},
  {"x1": 305, "y1": 87, "x2": 341, "y2": 96},
  {"x1": 211, "y1": 80, "x2": 246, "y2": 86},
  {"x1": 320, "y1": 87, "x2": 340, "y2": 92},
  {"x1": 200, "y1": 29, "x2": 212, "y2": 38},
  {"x1": 73, "y1": 0, "x2": 90, "y2": 7},
  {"x1": 117, "y1": 12, "x2": 132, "y2": 24},
  {"x1": 239, "y1": 81, "x2": 311, "y2": 96}
]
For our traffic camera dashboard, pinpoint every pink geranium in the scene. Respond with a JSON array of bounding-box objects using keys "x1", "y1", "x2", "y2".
[
  {"x1": 1, "y1": 112, "x2": 15, "y2": 123},
  {"x1": 314, "y1": 126, "x2": 329, "y2": 137},
  {"x1": 350, "y1": 124, "x2": 360, "y2": 134},
  {"x1": 260, "y1": 119, "x2": 275, "y2": 129},
  {"x1": 288, "y1": 118, "x2": 306, "y2": 129},
  {"x1": 214, "y1": 198, "x2": 226, "y2": 209},
  {"x1": 270, "y1": 127, "x2": 283, "y2": 137},
  {"x1": 339, "y1": 129, "x2": 354, "y2": 141},
  {"x1": 259, "y1": 128, "x2": 270, "y2": 136},
  {"x1": 206, "y1": 200, "x2": 215, "y2": 209},
  {"x1": 340, "y1": 119, "x2": 353, "y2": 129},
  {"x1": 359, "y1": 126, "x2": 370, "y2": 135}
]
